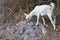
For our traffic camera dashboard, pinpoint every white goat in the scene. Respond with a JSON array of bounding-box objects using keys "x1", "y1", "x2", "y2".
[{"x1": 24, "y1": 2, "x2": 56, "y2": 30}]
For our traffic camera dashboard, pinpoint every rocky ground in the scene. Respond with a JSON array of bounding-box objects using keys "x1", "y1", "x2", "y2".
[
  {"x1": 0, "y1": 20, "x2": 60, "y2": 40},
  {"x1": 0, "y1": 21, "x2": 46, "y2": 40}
]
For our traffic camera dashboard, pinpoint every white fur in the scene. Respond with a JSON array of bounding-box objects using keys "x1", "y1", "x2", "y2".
[{"x1": 24, "y1": 2, "x2": 56, "y2": 30}]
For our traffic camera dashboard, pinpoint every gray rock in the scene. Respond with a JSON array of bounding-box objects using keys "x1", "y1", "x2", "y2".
[{"x1": 6, "y1": 21, "x2": 46, "y2": 40}]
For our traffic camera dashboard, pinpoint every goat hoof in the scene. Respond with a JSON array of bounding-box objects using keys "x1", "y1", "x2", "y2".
[
  {"x1": 43, "y1": 24, "x2": 48, "y2": 27},
  {"x1": 45, "y1": 24, "x2": 48, "y2": 27},
  {"x1": 36, "y1": 23, "x2": 39, "y2": 26}
]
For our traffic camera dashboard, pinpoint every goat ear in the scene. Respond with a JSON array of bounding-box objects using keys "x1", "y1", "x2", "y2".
[{"x1": 24, "y1": 13, "x2": 27, "y2": 16}]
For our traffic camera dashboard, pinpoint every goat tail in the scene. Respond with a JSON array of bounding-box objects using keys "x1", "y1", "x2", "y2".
[{"x1": 50, "y1": 2, "x2": 55, "y2": 10}]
